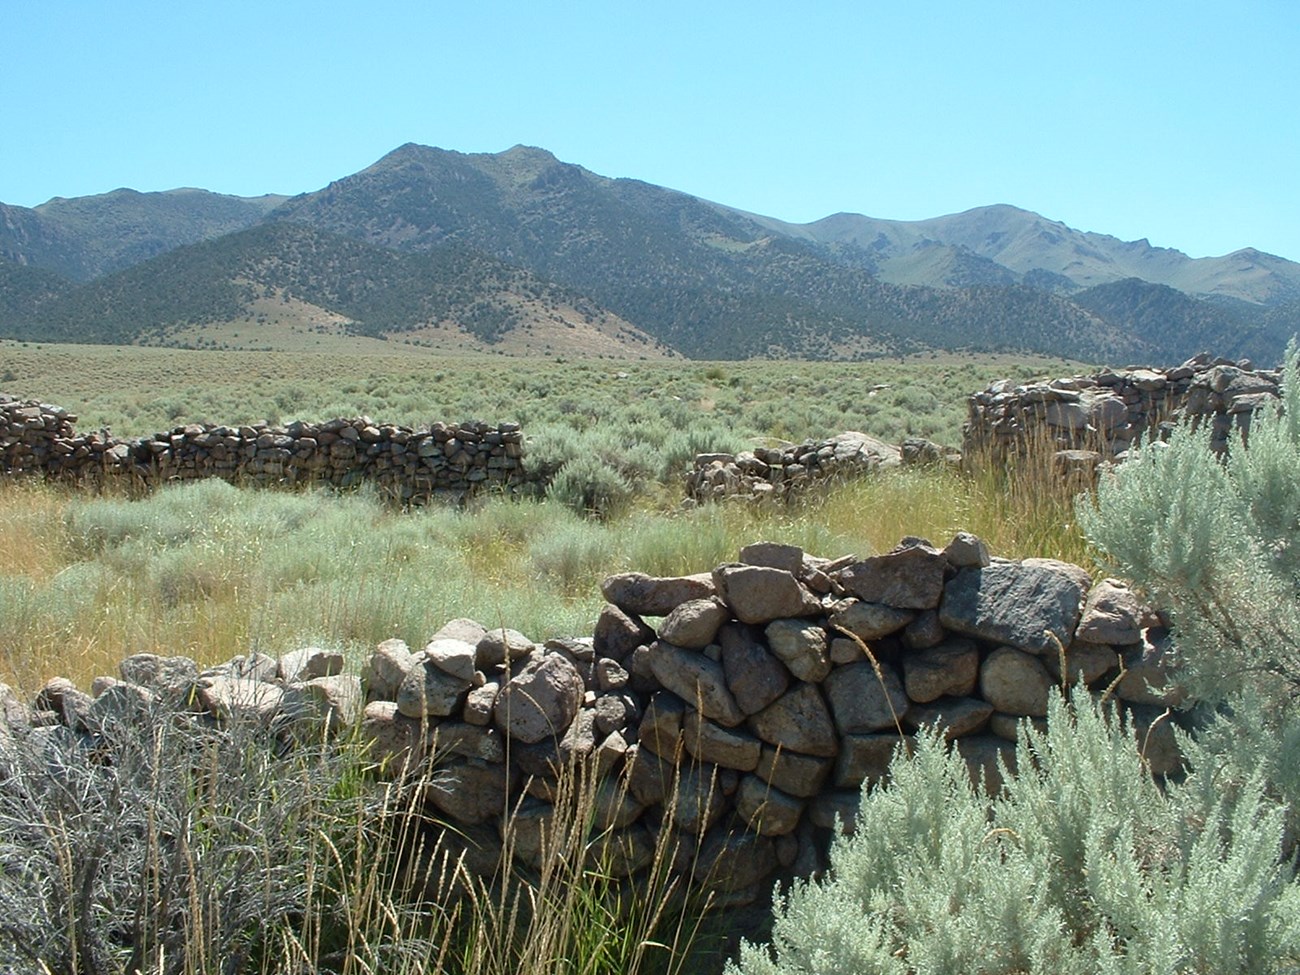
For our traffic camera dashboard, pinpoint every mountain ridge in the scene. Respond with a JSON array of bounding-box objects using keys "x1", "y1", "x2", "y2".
[{"x1": 2, "y1": 143, "x2": 1296, "y2": 363}]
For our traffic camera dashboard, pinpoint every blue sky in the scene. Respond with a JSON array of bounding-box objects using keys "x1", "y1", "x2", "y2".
[{"x1": 5, "y1": 0, "x2": 1298, "y2": 261}]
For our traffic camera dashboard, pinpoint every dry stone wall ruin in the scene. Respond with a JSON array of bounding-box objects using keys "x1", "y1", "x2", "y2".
[
  {"x1": 0, "y1": 393, "x2": 531, "y2": 503},
  {"x1": 0, "y1": 536, "x2": 1186, "y2": 905},
  {"x1": 963, "y1": 353, "x2": 1284, "y2": 477}
]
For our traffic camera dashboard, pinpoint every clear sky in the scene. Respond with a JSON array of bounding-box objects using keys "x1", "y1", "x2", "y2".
[{"x1": 4, "y1": 0, "x2": 1298, "y2": 261}]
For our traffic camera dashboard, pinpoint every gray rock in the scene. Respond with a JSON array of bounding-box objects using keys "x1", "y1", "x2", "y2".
[
  {"x1": 360, "y1": 701, "x2": 426, "y2": 775},
  {"x1": 1114, "y1": 630, "x2": 1185, "y2": 707},
  {"x1": 601, "y1": 571, "x2": 716, "y2": 617},
  {"x1": 835, "y1": 734, "x2": 911, "y2": 788},
  {"x1": 835, "y1": 539, "x2": 947, "y2": 610},
  {"x1": 671, "y1": 762, "x2": 728, "y2": 834},
  {"x1": 647, "y1": 641, "x2": 745, "y2": 727},
  {"x1": 430, "y1": 722, "x2": 507, "y2": 764},
  {"x1": 588, "y1": 823, "x2": 656, "y2": 878},
  {"x1": 901, "y1": 609, "x2": 947, "y2": 650},
  {"x1": 1129, "y1": 704, "x2": 1183, "y2": 776},
  {"x1": 592, "y1": 603, "x2": 655, "y2": 662},
  {"x1": 196, "y1": 676, "x2": 283, "y2": 723},
  {"x1": 827, "y1": 599, "x2": 916, "y2": 642},
  {"x1": 626, "y1": 743, "x2": 675, "y2": 805},
  {"x1": 754, "y1": 745, "x2": 833, "y2": 797},
  {"x1": 900, "y1": 638, "x2": 979, "y2": 702},
  {"x1": 764, "y1": 619, "x2": 831, "y2": 682},
  {"x1": 940, "y1": 559, "x2": 1090, "y2": 655},
  {"x1": 979, "y1": 646, "x2": 1055, "y2": 717},
  {"x1": 988, "y1": 712, "x2": 1046, "y2": 742},
  {"x1": 736, "y1": 775, "x2": 804, "y2": 835},
  {"x1": 476, "y1": 628, "x2": 535, "y2": 668},
  {"x1": 85, "y1": 681, "x2": 155, "y2": 730},
  {"x1": 592, "y1": 780, "x2": 645, "y2": 830},
  {"x1": 396, "y1": 657, "x2": 473, "y2": 719},
  {"x1": 594, "y1": 729, "x2": 630, "y2": 777},
  {"x1": 696, "y1": 830, "x2": 780, "y2": 895},
  {"x1": 1044, "y1": 641, "x2": 1119, "y2": 688},
  {"x1": 634, "y1": 691, "x2": 686, "y2": 759},
  {"x1": 683, "y1": 709, "x2": 762, "y2": 771},
  {"x1": 943, "y1": 532, "x2": 990, "y2": 568},
  {"x1": 748, "y1": 683, "x2": 838, "y2": 757},
  {"x1": 828, "y1": 637, "x2": 865, "y2": 664},
  {"x1": 906, "y1": 696, "x2": 994, "y2": 739},
  {"x1": 463, "y1": 680, "x2": 500, "y2": 726},
  {"x1": 118, "y1": 653, "x2": 200, "y2": 696},
  {"x1": 277, "y1": 647, "x2": 344, "y2": 683},
  {"x1": 720, "y1": 623, "x2": 790, "y2": 715},
  {"x1": 809, "y1": 791, "x2": 863, "y2": 835},
  {"x1": 423, "y1": 759, "x2": 516, "y2": 825},
  {"x1": 659, "y1": 598, "x2": 730, "y2": 648},
  {"x1": 1075, "y1": 579, "x2": 1155, "y2": 645},
  {"x1": 595, "y1": 657, "x2": 629, "y2": 692},
  {"x1": 713, "y1": 564, "x2": 818, "y2": 625},
  {"x1": 363, "y1": 638, "x2": 418, "y2": 699},
  {"x1": 224, "y1": 651, "x2": 278, "y2": 682},
  {"x1": 593, "y1": 693, "x2": 631, "y2": 736},
  {"x1": 739, "y1": 541, "x2": 805, "y2": 574},
  {"x1": 493, "y1": 653, "x2": 584, "y2": 744},
  {"x1": 282, "y1": 675, "x2": 363, "y2": 737},
  {"x1": 424, "y1": 638, "x2": 479, "y2": 682},
  {"x1": 823, "y1": 661, "x2": 909, "y2": 735},
  {"x1": 431, "y1": 617, "x2": 488, "y2": 646}
]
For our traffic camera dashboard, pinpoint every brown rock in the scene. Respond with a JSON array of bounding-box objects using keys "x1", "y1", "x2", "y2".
[
  {"x1": 713, "y1": 564, "x2": 819, "y2": 625},
  {"x1": 1075, "y1": 579, "x2": 1155, "y2": 645},
  {"x1": 900, "y1": 638, "x2": 979, "y2": 702},
  {"x1": 658, "y1": 598, "x2": 730, "y2": 648},
  {"x1": 647, "y1": 641, "x2": 745, "y2": 727},
  {"x1": 720, "y1": 623, "x2": 790, "y2": 715},
  {"x1": 363, "y1": 638, "x2": 418, "y2": 699},
  {"x1": 601, "y1": 572, "x2": 716, "y2": 617},
  {"x1": 835, "y1": 734, "x2": 911, "y2": 788},
  {"x1": 823, "y1": 661, "x2": 909, "y2": 735},
  {"x1": 593, "y1": 603, "x2": 655, "y2": 662},
  {"x1": 754, "y1": 745, "x2": 833, "y2": 797},
  {"x1": 827, "y1": 599, "x2": 916, "y2": 641},
  {"x1": 736, "y1": 775, "x2": 804, "y2": 835},
  {"x1": 979, "y1": 646, "x2": 1055, "y2": 717},
  {"x1": 493, "y1": 653, "x2": 584, "y2": 744},
  {"x1": 683, "y1": 709, "x2": 762, "y2": 771},
  {"x1": 835, "y1": 539, "x2": 947, "y2": 610},
  {"x1": 764, "y1": 619, "x2": 831, "y2": 682},
  {"x1": 748, "y1": 683, "x2": 838, "y2": 757}
]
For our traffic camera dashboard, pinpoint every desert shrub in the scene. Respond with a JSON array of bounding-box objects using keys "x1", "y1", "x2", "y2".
[
  {"x1": 546, "y1": 454, "x2": 634, "y2": 519},
  {"x1": 729, "y1": 692, "x2": 1300, "y2": 975},
  {"x1": 1076, "y1": 342, "x2": 1300, "y2": 829},
  {"x1": 0, "y1": 706, "x2": 438, "y2": 975}
]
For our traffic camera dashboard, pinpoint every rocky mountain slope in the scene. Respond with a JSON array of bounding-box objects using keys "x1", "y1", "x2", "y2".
[{"x1": 2, "y1": 144, "x2": 1295, "y2": 363}]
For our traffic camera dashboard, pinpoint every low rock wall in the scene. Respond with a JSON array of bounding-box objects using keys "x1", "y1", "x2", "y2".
[
  {"x1": 686, "y1": 433, "x2": 959, "y2": 504},
  {"x1": 963, "y1": 353, "x2": 1282, "y2": 465},
  {"x1": 0, "y1": 393, "x2": 531, "y2": 503},
  {"x1": 0, "y1": 535, "x2": 1186, "y2": 906}
]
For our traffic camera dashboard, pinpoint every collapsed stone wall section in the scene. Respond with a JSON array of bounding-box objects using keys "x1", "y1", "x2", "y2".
[
  {"x1": 1, "y1": 535, "x2": 1185, "y2": 906},
  {"x1": 0, "y1": 393, "x2": 534, "y2": 503},
  {"x1": 962, "y1": 353, "x2": 1283, "y2": 476}
]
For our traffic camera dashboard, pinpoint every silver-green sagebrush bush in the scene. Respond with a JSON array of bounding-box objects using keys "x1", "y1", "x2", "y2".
[
  {"x1": 1076, "y1": 342, "x2": 1300, "y2": 836},
  {"x1": 728, "y1": 693, "x2": 1300, "y2": 975}
]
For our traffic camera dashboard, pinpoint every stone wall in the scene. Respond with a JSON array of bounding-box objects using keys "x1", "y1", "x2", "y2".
[
  {"x1": 685, "y1": 433, "x2": 959, "y2": 505},
  {"x1": 0, "y1": 535, "x2": 1184, "y2": 906},
  {"x1": 0, "y1": 393, "x2": 531, "y2": 503},
  {"x1": 962, "y1": 353, "x2": 1282, "y2": 466}
]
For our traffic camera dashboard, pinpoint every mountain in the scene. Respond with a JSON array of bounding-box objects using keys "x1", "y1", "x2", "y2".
[
  {"x1": 0, "y1": 188, "x2": 285, "y2": 281},
  {"x1": 2, "y1": 143, "x2": 1296, "y2": 363},
  {"x1": 742, "y1": 203, "x2": 1300, "y2": 305},
  {"x1": 4, "y1": 222, "x2": 674, "y2": 358}
]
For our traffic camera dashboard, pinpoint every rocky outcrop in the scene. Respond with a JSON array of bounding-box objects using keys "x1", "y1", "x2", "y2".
[
  {"x1": 0, "y1": 394, "x2": 531, "y2": 504},
  {"x1": 0, "y1": 536, "x2": 1189, "y2": 908}
]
